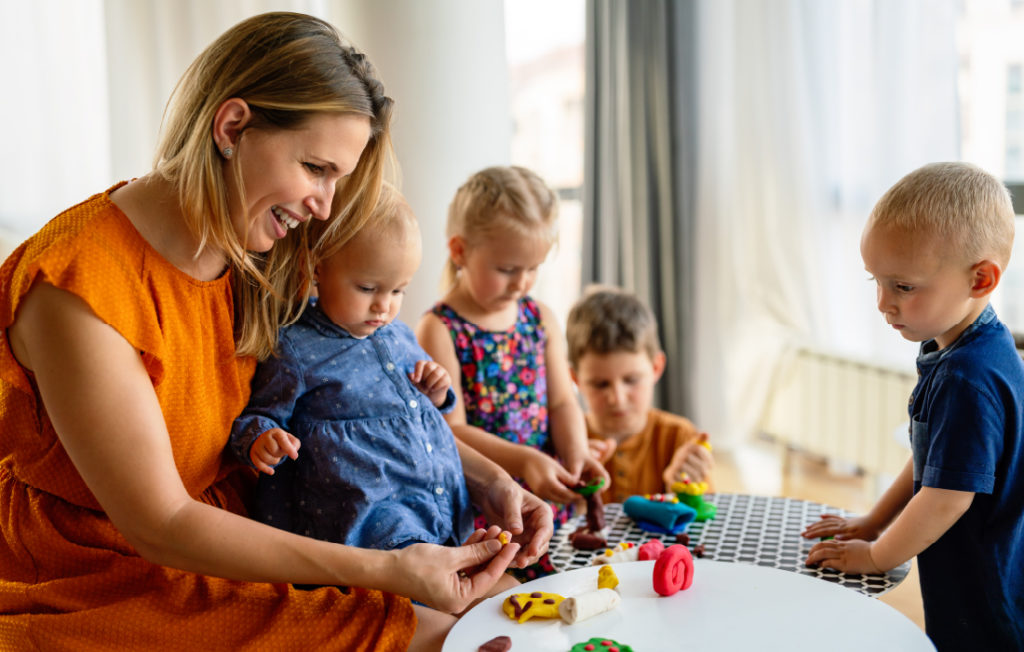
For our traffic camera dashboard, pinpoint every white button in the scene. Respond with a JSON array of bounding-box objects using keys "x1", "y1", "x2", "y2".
[
  {"x1": 426, "y1": 443, "x2": 433, "y2": 453},
  {"x1": 435, "y1": 487, "x2": 444, "y2": 495},
  {"x1": 386, "y1": 362, "x2": 395, "y2": 371},
  {"x1": 409, "y1": 399, "x2": 418, "y2": 408}
]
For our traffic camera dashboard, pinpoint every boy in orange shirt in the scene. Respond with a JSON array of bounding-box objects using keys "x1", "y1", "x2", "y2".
[{"x1": 566, "y1": 286, "x2": 714, "y2": 503}]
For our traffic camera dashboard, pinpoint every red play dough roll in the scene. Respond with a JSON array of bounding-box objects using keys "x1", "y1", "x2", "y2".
[
  {"x1": 637, "y1": 538, "x2": 665, "y2": 561},
  {"x1": 652, "y1": 544, "x2": 694, "y2": 596}
]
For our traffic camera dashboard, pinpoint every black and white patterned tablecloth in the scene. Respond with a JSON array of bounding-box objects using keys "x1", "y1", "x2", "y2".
[{"x1": 549, "y1": 492, "x2": 911, "y2": 597}]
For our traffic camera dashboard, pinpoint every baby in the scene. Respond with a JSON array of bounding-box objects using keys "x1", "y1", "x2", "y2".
[{"x1": 230, "y1": 184, "x2": 476, "y2": 553}]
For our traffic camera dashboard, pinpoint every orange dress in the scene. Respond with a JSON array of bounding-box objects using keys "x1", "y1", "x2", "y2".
[{"x1": 0, "y1": 185, "x2": 415, "y2": 650}]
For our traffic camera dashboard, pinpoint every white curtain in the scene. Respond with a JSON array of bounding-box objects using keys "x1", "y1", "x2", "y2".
[
  {"x1": 0, "y1": 0, "x2": 326, "y2": 239},
  {"x1": 691, "y1": 0, "x2": 959, "y2": 447}
]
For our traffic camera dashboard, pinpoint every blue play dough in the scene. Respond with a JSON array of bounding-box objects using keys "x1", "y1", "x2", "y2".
[{"x1": 623, "y1": 496, "x2": 696, "y2": 533}]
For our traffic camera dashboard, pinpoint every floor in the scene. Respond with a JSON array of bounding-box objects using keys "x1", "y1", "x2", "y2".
[{"x1": 713, "y1": 436, "x2": 926, "y2": 631}]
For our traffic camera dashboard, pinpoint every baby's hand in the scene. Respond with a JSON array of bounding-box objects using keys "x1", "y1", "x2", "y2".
[
  {"x1": 805, "y1": 539, "x2": 882, "y2": 574},
  {"x1": 250, "y1": 427, "x2": 301, "y2": 475},
  {"x1": 662, "y1": 432, "x2": 714, "y2": 488},
  {"x1": 409, "y1": 360, "x2": 452, "y2": 408}
]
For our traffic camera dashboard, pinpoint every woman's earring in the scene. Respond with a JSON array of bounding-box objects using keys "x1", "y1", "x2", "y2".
[{"x1": 222, "y1": 147, "x2": 233, "y2": 159}]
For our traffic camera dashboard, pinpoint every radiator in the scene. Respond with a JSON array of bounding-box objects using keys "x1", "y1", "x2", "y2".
[{"x1": 758, "y1": 347, "x2": 917, "y2": 478}]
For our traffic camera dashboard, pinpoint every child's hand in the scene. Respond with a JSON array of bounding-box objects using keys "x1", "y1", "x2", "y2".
[
  {"x1": 518, "y1": 448, "x2": 580, "y2": 504},
  {"x1": 409, "y1": 360, "x2": 452, "y2": 408},
  {"x1": 588, "y1": 437, "x2": 617, "y2": 465},
  {"x1": 804, "y1": 539, "x2": 883, "y2": 574},
  {"x1": 801, "y1": 514, "x2": 882, "y2": 542},
  {"x1": 569, "y1": 452, "x2": 611, "y2": 495},
  {"x1": 249, "y1": 427, "x2": 300, "y2": 475},
  {"x1": 662, "y1": 432, "x2": 714, "y2": 488}
]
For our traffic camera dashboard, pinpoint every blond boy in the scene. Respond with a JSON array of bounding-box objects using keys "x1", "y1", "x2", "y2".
[
  {"x1": 803, "y1": 162, "x2": 1024, "y2": 650},
  {"x1": 566, "y1": 286, "x2": 713, "y2": 504}
]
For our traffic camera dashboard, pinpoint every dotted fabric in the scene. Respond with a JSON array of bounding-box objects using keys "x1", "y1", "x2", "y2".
[
  {"x1": 549, "y1": 494, "x2": 911, "y2": 597},
  {"x1": 0, "y1": 185, "x2": 415, "y2": 650}
]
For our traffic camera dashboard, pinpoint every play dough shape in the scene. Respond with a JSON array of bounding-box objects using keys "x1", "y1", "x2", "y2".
[
  {"x1": 501, "y1": 591, "x2": 565, "y2": 623},
  {"x1": 623, "y1": 495, "x2": 696, "y2": 533},
  {"x1": 568, "y1": 637, "x2": 634, "y2": 652},
  {"x1": 476, "y1": 635, "x2": 512, "y2": 651},
  {"x1": 653, "y1": 544, "x2": 694, "y2": 596},
  {"x1": 558, "y1": 588, "x2": 622, "y2": 624},
  {"x1": 597, "y1": 565, "x2": 619, "y2": 591}
]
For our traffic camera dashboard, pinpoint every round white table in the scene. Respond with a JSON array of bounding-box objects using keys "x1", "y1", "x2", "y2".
[{"x1": 443, "y1": 560, "x2": 935, "y2": 651}]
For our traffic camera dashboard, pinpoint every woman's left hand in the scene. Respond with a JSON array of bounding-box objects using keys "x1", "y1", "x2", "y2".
[{"x1": 475, "y1": 476, "x2": 553, "y2": 568}]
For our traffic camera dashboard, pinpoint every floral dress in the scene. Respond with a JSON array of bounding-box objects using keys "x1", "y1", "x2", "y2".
[{"x1": 431, "y1": 297, "x2": 573, "y2": 578}]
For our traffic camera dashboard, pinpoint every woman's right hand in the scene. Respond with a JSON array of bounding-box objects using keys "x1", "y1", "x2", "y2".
[
  {"x1": 517, "y1": 447, "x2": 579, "y2": 504},
  {"x1": 387, "y1": 538, "x2": 520, "y2": 614}
]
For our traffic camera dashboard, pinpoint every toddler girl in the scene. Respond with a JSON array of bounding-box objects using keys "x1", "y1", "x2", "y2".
[
  {"x1": 417, "y1": 166, "x2": 608, "y2": 578},
  {"x1": 230, "y1": 184, "x2": 482, "y2": 556}
]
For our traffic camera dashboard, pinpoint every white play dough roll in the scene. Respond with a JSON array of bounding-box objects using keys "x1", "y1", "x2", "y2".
[{"x1": 558, "y1": 588, "x2": 622, "y2": 624}]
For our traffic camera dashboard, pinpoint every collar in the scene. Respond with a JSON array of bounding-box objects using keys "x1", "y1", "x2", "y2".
[{"x1": 916, "y1": 303, "x2": 996, "y2": 369}]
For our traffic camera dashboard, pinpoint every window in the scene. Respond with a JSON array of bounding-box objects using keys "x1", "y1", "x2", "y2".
[{"x1": 504, "y1": 0, "x2": 585, "y2": 326}]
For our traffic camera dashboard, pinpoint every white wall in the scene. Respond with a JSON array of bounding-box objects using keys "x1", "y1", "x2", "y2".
[
  {"x1": 331, "y1": 0, "x2": 512, "y2": 322},
  {"x1": 1, "y1": 1, "x2": 512, "y2": 328}
]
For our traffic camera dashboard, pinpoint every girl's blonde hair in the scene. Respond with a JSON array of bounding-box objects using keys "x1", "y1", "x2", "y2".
[
  {"x1": 154, "y1": 12, "x2": 394, "y2": 359},
  {"x1": 442, "y1": 166, "x2": 559, "y2": 291}
]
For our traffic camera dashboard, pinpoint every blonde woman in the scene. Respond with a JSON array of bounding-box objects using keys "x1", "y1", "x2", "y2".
[{"x1": 0, "y1": 13, "x2": 549, "y2": 651}]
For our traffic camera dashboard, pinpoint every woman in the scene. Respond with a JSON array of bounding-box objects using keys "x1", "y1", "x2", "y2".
[{"x1": 0, "y1": 12, "x2": 550, "y2": 651}]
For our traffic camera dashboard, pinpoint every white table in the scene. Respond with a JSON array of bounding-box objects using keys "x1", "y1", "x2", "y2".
[{"x1": 443, "y1": 560, "x2": 934, "y2": 652}]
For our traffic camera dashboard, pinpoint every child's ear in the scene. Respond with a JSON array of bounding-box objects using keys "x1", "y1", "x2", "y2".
[
  {"x1": 448, "y1": 235, "x2": 468, "y2": 267},
  {"x1": 651, "y1": 351, "x2": 667, "y2": 381},
  {"x1": 970, "y1": 260, "x2": 1002, "y2": 297}
]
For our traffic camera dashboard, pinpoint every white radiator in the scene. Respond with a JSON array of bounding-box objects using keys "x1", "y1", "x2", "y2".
[{"x1": 758, "y1": 348, "x2": 917, "y2": 478}]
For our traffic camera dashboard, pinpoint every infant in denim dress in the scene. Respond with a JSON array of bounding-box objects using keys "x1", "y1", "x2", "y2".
[{"x1": 230, "y1": 187, "x2": 473, "y2": 552}]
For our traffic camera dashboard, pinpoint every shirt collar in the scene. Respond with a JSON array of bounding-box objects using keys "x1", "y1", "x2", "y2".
[{"x1": 917, "y1": 303, "x2": 996, "y2": 368}]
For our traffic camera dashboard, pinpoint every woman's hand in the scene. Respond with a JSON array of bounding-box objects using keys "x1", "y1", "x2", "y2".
[
  {"x1": 388, "y1": 538, "x2": 520, "y2": 614},
  {"x1": 473, "y1": 473, "x2": 553, "y2": 569}
]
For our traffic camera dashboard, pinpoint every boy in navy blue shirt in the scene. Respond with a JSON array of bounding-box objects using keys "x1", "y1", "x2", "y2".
[{"x1": 803, "y1": 162, "x2": 1024, "y2": 650}]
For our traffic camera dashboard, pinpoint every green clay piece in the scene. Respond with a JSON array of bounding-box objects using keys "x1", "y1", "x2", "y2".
[
  {"x1": 679, "y1": 493, "x2": 717, "y2": 522},
  {"x1": 820, "y1": 535, "x2": 835, "y2": 541},
  {"x1": 573, "y1": 476, "x2": 607, "y2": 497},
  {"x1": 568, "y1": 637, "x2": 634, "y2": 652}
]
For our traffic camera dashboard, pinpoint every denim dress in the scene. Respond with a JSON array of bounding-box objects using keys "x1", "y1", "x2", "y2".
[{"x1": 230, "y1": 302, "x2": 474, "y2": 551}]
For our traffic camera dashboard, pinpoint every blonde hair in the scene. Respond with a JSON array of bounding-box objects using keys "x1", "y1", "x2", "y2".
[
  {"x1": 442, "y1": 166, "x2": 559, "y2": 291},
  {"x1": 309, "y1": 182, "x2": 418, "y2": 266},
  {"x1": 867, "y1": 162, "x2": 1015, "y2": 268},
  {"x1": 154, "y1": 12, "x2": 394, "y2": 359},
  {"x1": 566, "y1": 285, "x2": 662, "y2": 368}
]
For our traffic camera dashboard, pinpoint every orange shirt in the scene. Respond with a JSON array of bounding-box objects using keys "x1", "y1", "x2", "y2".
[
  {"x1": 0, "y1": 185, "x2": 414, "y2": 650},
  {"x1": 588, "y1": 408, "x2": 705, "y2": 503}
]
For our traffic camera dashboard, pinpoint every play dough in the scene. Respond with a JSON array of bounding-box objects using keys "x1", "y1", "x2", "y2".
[
  {"x1": 653, "y1": 544, "x2": 694, "y2": 596},
  {"x1": 597, "y1": 565, "x2": 619, "y2": 591},
  {"x1": 558, "y1": 588, "x2": 621, "y2": 624},
  {"x1": 501, "y1": 591, "x2": 565, "y2": 623},
  {"x1": 476, "y1": 635, "x2": 512, "y2": 651},
  {"x1": 568, "y1": 637, "x2": 634, "y2": 652}
]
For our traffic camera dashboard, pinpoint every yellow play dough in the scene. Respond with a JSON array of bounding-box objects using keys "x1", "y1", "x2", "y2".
[{"x1": 501, "y1": 591, "x2": 565, "y2": 623}]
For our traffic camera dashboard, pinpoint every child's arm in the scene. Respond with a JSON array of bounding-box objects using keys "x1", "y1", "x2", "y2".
[
  {"x1": 229, "y1": 345, "x2": 304, "y2": 473},
  {"x1": 539, "y1": 303, "x2": 611, "y2": 489},
  {"x1": 802, "y1": 457, "x2": 915, "y2": 543},
  {"x1": 416, "y1": 311, "x2": 581, "y2": 503},
  {"x1": 806, "y1": 485, "x2": 974, "y2": 573}
]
